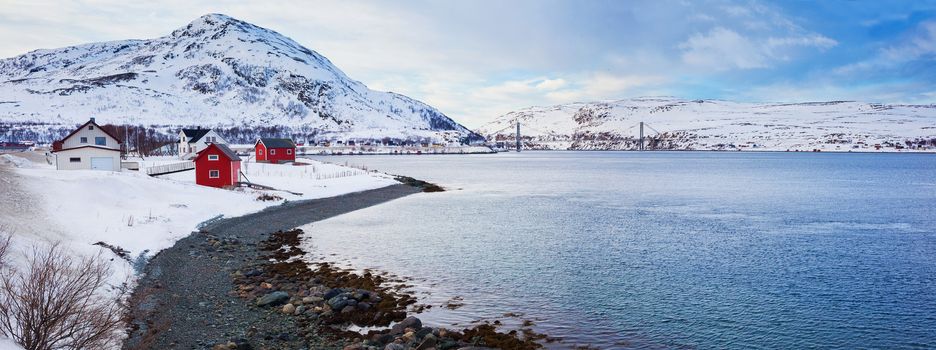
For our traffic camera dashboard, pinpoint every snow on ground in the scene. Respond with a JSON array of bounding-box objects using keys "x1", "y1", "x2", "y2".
[
  {"x1": 0, "y1": 337, "x2": 24, "y2": 350},
  {"x1": 0, "y1": 151, "x2": 397, "y2": 290},
  {"x1": 158, "y1": 157, "x2": 397, "y2": 200}
]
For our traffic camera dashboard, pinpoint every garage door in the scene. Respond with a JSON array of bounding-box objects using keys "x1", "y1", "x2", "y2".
[{"x1": 90, "y1": 157, "x2": 114, "y2": 171}]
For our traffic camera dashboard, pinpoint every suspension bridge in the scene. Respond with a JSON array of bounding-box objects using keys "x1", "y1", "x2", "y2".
[{"x1": 485, "y1": 121, "x2": 666, "y2": 151}]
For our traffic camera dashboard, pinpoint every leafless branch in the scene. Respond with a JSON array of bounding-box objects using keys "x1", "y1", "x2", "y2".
[{"x1": 0, "y1": 239, "x2": 124, "y2": 350}]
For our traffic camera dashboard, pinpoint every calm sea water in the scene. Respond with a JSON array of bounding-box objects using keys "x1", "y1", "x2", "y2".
[{"x1": 302, "y1": 152, "x2": 936, "y2": 349}]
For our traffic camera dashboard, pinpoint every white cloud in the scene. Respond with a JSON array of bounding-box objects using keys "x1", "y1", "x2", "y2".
[
  {"x1": 679, "y1": 27, "x2": 769, "y2": 70},
  {"x1": 544, "y1": 73, "x2": 666, "y2": 103},
  {"x1": 679, "y1": 27, "x2": 836, "y2": 70},
  {"x1": 882, "y1": 20, "x2": 936, "y2": 59},
  {"x1": 836, "y1": 20, "x2": 936, "y2": 75},
  {"x1": 677, "y1": 0, "x2": 837, "y2": 71}
]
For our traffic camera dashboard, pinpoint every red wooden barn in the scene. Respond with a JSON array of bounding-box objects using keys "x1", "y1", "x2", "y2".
[
  {"x1": 194, "y1": 143, "x2": 241, "y2": 188},
  {"x1": 255, "y1": 138, "x2": 297, "y2": 163}
]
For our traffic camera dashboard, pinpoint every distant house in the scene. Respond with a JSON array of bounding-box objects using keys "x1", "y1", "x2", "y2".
[
  {"x1": 179, "y1": 128, "x2": 226, "y2": 158},
  {"x1": 194, "y1": 143, "x2": 241, "y2": 188},
  {"x1": 255, "y1": 138, "x2": 296, "y2": 163},
  {"x1": 51, "y1": 118, "x2": 122, "y2": 171}
]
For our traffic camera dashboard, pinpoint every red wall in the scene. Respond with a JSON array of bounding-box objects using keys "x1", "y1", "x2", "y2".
[
  {"x1": 255, "y1": 142, "x2": 266, "y2": 161},
  {"x1": 195, "y1": 146, "x2": 240, "y2": 188},
  {"x1": 255, "y1": 142, "x2": 295, "y2": 163}
]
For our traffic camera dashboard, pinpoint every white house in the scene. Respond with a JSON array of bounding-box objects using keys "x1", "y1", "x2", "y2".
[
  {"x1": 52, "y1": 118, "x2": 122, "y2": 171},
  {"x1": 179, "y1": 128, "x2": 226, "y2": 159}
]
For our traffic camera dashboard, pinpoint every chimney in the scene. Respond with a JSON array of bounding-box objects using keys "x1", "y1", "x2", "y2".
[{"x1": 90, "y1": 117, "x2": 95, "y2": 123}]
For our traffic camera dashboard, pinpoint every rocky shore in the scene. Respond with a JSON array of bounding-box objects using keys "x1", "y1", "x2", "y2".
[
  {"x1": 124, "y1": 181, "x2": 551, "y2": 350},
  {"x1": 233, "y1": 229, "x2": 548, "y2": 350}
]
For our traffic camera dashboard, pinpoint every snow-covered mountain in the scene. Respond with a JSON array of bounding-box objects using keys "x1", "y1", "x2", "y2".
[
  {"x1": 478, "y1": 97, "x2": 936, "y2": 151},
  {"x1": 0, "y1": 14, "x2": 480, "y2": 144}
]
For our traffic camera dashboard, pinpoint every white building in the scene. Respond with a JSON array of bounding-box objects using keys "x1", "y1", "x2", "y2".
[
  {"x1": 52, "y1": 118, "x2": 122, "y2": 171},
  {"x1": 179, "y1": 128, "x2": 226, "y2": 159}
]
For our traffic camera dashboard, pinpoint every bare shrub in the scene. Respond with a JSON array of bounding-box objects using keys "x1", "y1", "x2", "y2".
[
  {"x1": 0, "y1": 239, "x2": 124, "y2": 350},
  {"x1": 0, "y1": 229, "x2": 10, "y2": 269}
]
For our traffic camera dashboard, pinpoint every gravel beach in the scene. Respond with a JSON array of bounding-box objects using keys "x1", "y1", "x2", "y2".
[{"x1": 123, "y1": 184, "x2": 420, "y2": 349}]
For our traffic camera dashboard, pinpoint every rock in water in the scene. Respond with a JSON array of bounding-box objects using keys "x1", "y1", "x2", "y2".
[{"x1": 256, "y1": 291, "x2": 289, "y2": 307}]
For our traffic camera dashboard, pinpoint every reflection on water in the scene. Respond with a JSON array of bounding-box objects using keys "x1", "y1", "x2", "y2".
[{"x1": 301, "y1": 152, "x2": 936, "y2": 349}]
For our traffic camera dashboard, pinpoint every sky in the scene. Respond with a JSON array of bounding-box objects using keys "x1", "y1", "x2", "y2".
[{"x1": 1, "y1": 0, "x2": 935, "y2": 127}]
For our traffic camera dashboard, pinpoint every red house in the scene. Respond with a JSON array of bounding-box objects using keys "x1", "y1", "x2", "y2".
[
  {"x1": 255, "y1": 138, "x2": 297, "y2": 163},
  {"x1": 194, "y1": 143, "x2": 241, "y2": 188}
]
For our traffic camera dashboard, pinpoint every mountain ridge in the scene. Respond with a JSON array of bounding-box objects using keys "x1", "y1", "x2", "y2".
[
  {"x1": 478, "y1": 97, "x2": 936, "y2": 151},
  {"x1": 0, "y1": 14, "x2": 481, "y2": 144}
]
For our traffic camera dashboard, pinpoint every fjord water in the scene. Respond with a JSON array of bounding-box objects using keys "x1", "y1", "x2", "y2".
[{"x1": 303, "y1": 152, "x2": 936, "y2": 349}]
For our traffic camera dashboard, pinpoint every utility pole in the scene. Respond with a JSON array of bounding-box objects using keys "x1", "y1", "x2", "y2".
[
  {"x1": 516, "y1": 122, "x2": 521, "y2": 152},
  {"x1": 639, "y1": 121, "x2": 644, "y2": 151}
]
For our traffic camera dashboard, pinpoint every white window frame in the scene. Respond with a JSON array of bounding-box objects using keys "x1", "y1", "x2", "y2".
[
  {"x1": 80, "y1": 137, "x2": 88, "y2": 143},
  {"x1": 286, "y1": 149, "x2": 292, "y2": 155},
  {"x1": 209, "y1": 170, "x2": 220, "y2": 178},
  {"x1": 258, "y1": 148, "x2": 264, "y2": 155},
  {"x1": 270, "y1": 149, "x2": 276, "y2": 155},
  {"x1": 208, "y1": 154, "x2": 219, "y2": 161}
]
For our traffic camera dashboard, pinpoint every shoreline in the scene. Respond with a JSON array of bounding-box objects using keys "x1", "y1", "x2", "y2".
[
  {"x1": 305, "y1": 148, "x2": 936, "y2": 156},
  {"x1": 123, "y1": 184, "x2": 422, "y2": 349},
  {"x1": 123, "y1": 179, "x2": 549, "y2": 349}
]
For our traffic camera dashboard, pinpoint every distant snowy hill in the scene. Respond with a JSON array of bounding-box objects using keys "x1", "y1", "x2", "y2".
[
  {"x1": 478, "y1": 97, "x2": 936, "y2": 151},
  {"x1": 0, "y1": 14, "x2": 480, "y2": 144}
]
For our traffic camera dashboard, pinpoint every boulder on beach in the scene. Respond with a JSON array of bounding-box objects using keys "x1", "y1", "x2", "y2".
[
  {"x1": 256, "y1": 291, "x2": 289, "y2": 307},
  {"x1": 390, "y1": 316, "x2": 422, "y2": 335}
]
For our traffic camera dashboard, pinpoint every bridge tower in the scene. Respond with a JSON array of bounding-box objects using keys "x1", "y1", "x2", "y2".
[
  {"x1": 639, "y1": 121, "x2": 644, "y2": 151},
  {"x1": 516, "y1": 122, "x2": 521, "y2": 152}
]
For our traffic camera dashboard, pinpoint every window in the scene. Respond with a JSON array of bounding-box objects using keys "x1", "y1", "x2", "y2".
[
  {"x1": 95, "y1": 137, "x2": 106, "y2": 146},
  {"x1": 88, "y1": 125, "x2": 94, "y2": 130},
  {"x1": 209, "y1": 170, "x2": 220, "y2": 178},
  {"x1": 258, "y1": 149, "x2": 264, "y2": 155},
  {"x1": 69, "y1": 157, "x2": 81, "y2": 163},
  {"x1": 80, "y1": 137, "x2": 88, "y2": 143},
  {"x1": 286, "y1": 149, "x2": 292, "y2": 155},
  {"x1": 270, "y1": 149, "x2": 276, "y2": 155},
  {"x1": 208, "y1": 154, "x2": 219, "y2": 161}
]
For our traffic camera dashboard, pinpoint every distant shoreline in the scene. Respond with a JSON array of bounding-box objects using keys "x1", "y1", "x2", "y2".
[{"x1": 305, "y1": 148, "x2": 936, "y2": 155}]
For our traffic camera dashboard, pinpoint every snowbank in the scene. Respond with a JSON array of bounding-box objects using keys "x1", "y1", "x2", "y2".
[
  {"x1": 0, "y1": 338, "x2": 24, "y2": 350},
  {"x1": 0, "y1": 152, "x2": 397, "y2": 286},
  {"x1": 158, "y1": 157, "x2": 398, "y2": 200},
  {"x1": 0, "y1": 154, "x2": 34, "y2": 168}
]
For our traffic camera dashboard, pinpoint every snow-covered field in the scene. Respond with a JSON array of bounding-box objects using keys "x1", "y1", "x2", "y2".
[{"x1": 0, "y1": 151, "x2": 396, "y2": 296}]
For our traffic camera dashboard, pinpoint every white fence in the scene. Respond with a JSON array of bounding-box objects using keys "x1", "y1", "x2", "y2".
[{"x1": 145, "y1": 161, "x2": 194, "y2": 176}]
